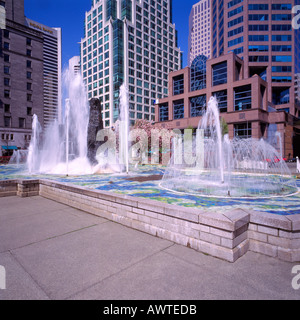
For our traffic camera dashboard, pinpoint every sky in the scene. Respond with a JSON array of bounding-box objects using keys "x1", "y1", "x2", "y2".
[{"x1": 24, "y1": 0, "x2": 197, "y2": 70}]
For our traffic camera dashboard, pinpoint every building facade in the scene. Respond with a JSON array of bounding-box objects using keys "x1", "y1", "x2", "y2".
[
  {"x1": 81, "y1": 0, "x2": 182, "y2": 128},
  {"x1": 0, "y1": 0, "x2": 62, "y2": 154},
  {"x1": 155, "y1": 52, "x2": 298, "y2": 158},
  {"x1": 0, "y1": 0, "x2": 44, "y2": 153},
  {"x1": 188, "y1": 0, "x2": 211, "y2": 66},
  {"x1": 26, "y1": 19, "x2": 62, "y2": 126},
  {"x1": 212, "y1": 0, "x2": 300, "y2": 118},
  {"x1": 156, "y1": 0, "x2": 300, "y2": 158}
]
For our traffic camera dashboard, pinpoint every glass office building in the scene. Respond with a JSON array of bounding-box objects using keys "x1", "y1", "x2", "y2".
[{"x1": 81, "y1": 0, "x2": 182, "y2": 128}]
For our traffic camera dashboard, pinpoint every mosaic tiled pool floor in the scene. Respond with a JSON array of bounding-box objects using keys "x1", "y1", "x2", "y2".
[{"x1": 1, "y1": 164, "x2": 300, "y2": 216}]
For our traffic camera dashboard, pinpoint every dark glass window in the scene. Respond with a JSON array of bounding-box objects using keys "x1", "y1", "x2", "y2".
[
  {"x1": 190, "y1": 55, "x2": 207, "y2": 91},
  {"x1": 106, "y1": 0, "x2": 117, "y2": 21},
  {"x1": 173, "y1": 99, "x2": 184, "y2": 119},
  {"x1": 272, "y1": 14, "x2": 291, "y2": 21},
  {"x1": 212, "y1": 61, "x2": 227, "y2": 86},
  {"x1": 190, "y1": 95, "x2": 206, "y2": 117},
  {"x1": 234, "y1": 123, "x2": 252, "y2": 138},
  {"x1": 19, "y1": 118, "x2": 25, "y2": 128},
  {"x1": 173, "y1": 75, "x2": 184, "y2": 95},
  {"x1": 213, "y1": 90, "x2": 227, "y2": 113},
  {"x1": 159, "y1": 103, "x2": 168, "y2": 121},
  {"x1": 4, "y1": 116, "x2": 11, "y2": 127},
  {"x1": 272, "y1": 88, "x2": 290, "y2": 105},
  {"x1": 234, "y1": 85, "x2": 251, "y2": 111}
]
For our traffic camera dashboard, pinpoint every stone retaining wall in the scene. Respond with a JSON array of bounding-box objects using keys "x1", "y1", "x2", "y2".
[{"x1": 1, "y1": 179, "x2": 299, "y2": 263}]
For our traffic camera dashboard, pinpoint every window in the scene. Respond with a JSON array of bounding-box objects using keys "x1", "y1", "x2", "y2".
[
  {"x1": 173, "y1": 75, "x2": 184, "y2": 95},
  {"x1": 249, "y1": 45, "x2": 269, "y2": 52},
  {"x1": 272, "y1": 66, "x2": 292, "y2": 72},
  {"x1": 272, "y1": 14, "x2": 291, "y2": 21},
  {"x1": 4, "y1": 78, "x2": 10, "y2": 86},
  {"x1": 4, "y1": 54, "x2": 9, "y2": 62},
  {"x1": 249, "y1": 35, "x2": 269, "y2": 42},
  {"x1": 159, "y1": 103, "x2": 168, "y2": 121},
  {"x1": 190, "y1": 55, "x2": 207, "y2": 91},
  {"x1": 4, "y1": 66, "x2": 9, "y2": 74},
  {"x1": 212, "y1": 61, "x2": 227, "y2": 86},
  {"x1": 4, "y1": 116, "x2": 11, "y2": 127},
  {"x1": 272, "y1": 45, "x2": 292, "y2": 52},
  {"x1": 228, "y1": 36, "x2": 243, "y2": 47},
  {"x1": 213, "y1": 90, "x2": 227, "y2": 113},
  {"x1": 228, "y1": 16, "x2": 243, "y2": 28},
  {"x1": 27, "y1": 71, "x2": 32, "y2": 79},
  {"x1": 272, "y1": 55, "x2": 292, "y2": 62},
  {"x1": 26, "y1": 49, "x2": 32, "y2": 57},
  {"x1": 26, "y1": 38, "x2": 32, "y2": 46},
  {"x1": 4, "y1": 89, "x2": 10, "y2": 98},
  {"x1": 3, "y1": 42, "x2": 9, "y2": 50},
  {"x1": 228, "y1": 6, "x2": 243, "y2": 18},
  {"x1": 228, "y1": 0, "x2": 243, "y2": 8},
  {"x1": 234, "y1": 85, "x2": 251, "y2": 111},
  {"x1": 190, "y1": 95, "x2": 206, "y2": 117},
  {"x1": 27, "y1": 82, "x2": 32, "y2": 90},
  {"x1": 173, "y1": 99, "x2": 184, "y2": 119},
  {"x1": 248, "y1": 4, "x2": 268, "y2": 10},
  {"x1": 27, "y1": 60, "x2": 32, "y2": 68},
  {"x1": 249, "y1": 25, "x2": 268, "y2": 31},
  {"x1": 272, "y1": 88, "x2": 290, "y2": 105},
  {"x1": 249, "y1": 55, "x2": 269, "y2": 62},
  {"x1": 248, "y1": 14, "x2": 268, "y2": 21},
  {"x1": 272, "y1": 76, "x2": 292, "y2": 83},
  {"x1": 19, "y1": 118, "x2": 25, "y2": 128},
  {"x1": 27, "y1": 107, "x2": 33, "y2": 116},
  {"x1": 234, "y1": 123, "x2": 252, "y2": 138},
  {"x1": 272, "y1": 24, "x2": 292, "y2": 31},
  {"x1": 4, "y1": 104, "x2": 10, "y2": 113},
  {"x1": 228, "y1": 26, "x2": 243, "y2": 38},
  {"x1": 272, "y1": 4, "x2": 292, "y2": 10},
  {"x1": 272, "y1": 35, "x2": 292, "y2": 42}
]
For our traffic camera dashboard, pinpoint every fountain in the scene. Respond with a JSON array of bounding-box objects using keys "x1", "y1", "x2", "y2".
[
  {"x1": 118, "y1": 84, "x2": 130, "y2": 174},
  {"x1": 9, "y1": 150, "x2": 28, "y2": 167},
  {"x1": 160, "y1": 96, "x2": 298, "y2": 198},
  {"x1": 25, "y1": 72, "x2": 132, "y2": 176},
  {"x1": 26, "y1": 70, "x2": 93, "y2": 175}
]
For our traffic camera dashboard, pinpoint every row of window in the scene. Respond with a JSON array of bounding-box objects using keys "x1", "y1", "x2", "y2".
[
  {"x1": 3, "y1": 117, "x2": 28, "y2": 129},
  {"x1": 173, "y1": 60, "x2": 228, "y2": 96},
  {"x1": 160, "y1": 84, "x2": 253, "y2": 121}
]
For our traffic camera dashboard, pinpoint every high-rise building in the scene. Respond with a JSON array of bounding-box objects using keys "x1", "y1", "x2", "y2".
[
  {"x1": 81, "y1": 0, "x2": 182, "y2": 128},
  {"x1": 188, "y1": 0, "x2": 211, "y2": 66},
  {"x1": 0, "y1": 0, "x2": 62, "y2": 154},
  {"x1": 155, "y1": 0, "x2": 300, "y2": 158},
  {"x1": 0, "y1": 0, "x2": 44, "y2": 152},
  {"x1": 212, "y1": 0, "x2": 300, "y2": 118},
  {"x1": 26, "y1": 19, "x2": 62, "y2": 126}
]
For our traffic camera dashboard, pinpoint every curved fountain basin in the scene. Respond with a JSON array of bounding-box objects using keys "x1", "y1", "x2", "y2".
[{"x1": 1, "y1": 164, "x2": 300, "y2": 216}]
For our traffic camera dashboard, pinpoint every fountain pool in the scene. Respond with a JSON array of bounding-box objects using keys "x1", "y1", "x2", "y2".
[{"x1": 0, "y1": 163, "x2": 299, "y2": 216}]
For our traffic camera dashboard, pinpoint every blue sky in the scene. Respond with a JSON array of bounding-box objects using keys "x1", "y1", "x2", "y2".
[{"x1": 24, "y1": 0, "x2": 197, "y2": 70}]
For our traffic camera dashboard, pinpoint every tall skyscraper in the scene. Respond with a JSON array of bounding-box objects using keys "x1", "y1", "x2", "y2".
[
  {"x1": 81, "y1": 0, "x2": 182, "y2": 128},
  {"x1": 26, "y1": 19, "x2": 62, "y2": 126},
  {"x1": 212, "y1": 0, "x2": 300, "y2": 118},
  {"x1": 188, "y1": 0, "x2": 211, "y2": 66}
]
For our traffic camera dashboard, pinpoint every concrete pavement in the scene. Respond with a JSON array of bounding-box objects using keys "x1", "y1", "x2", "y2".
[{"x1": 0, "y1": 196, "x2": 299, "y2": 300}]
